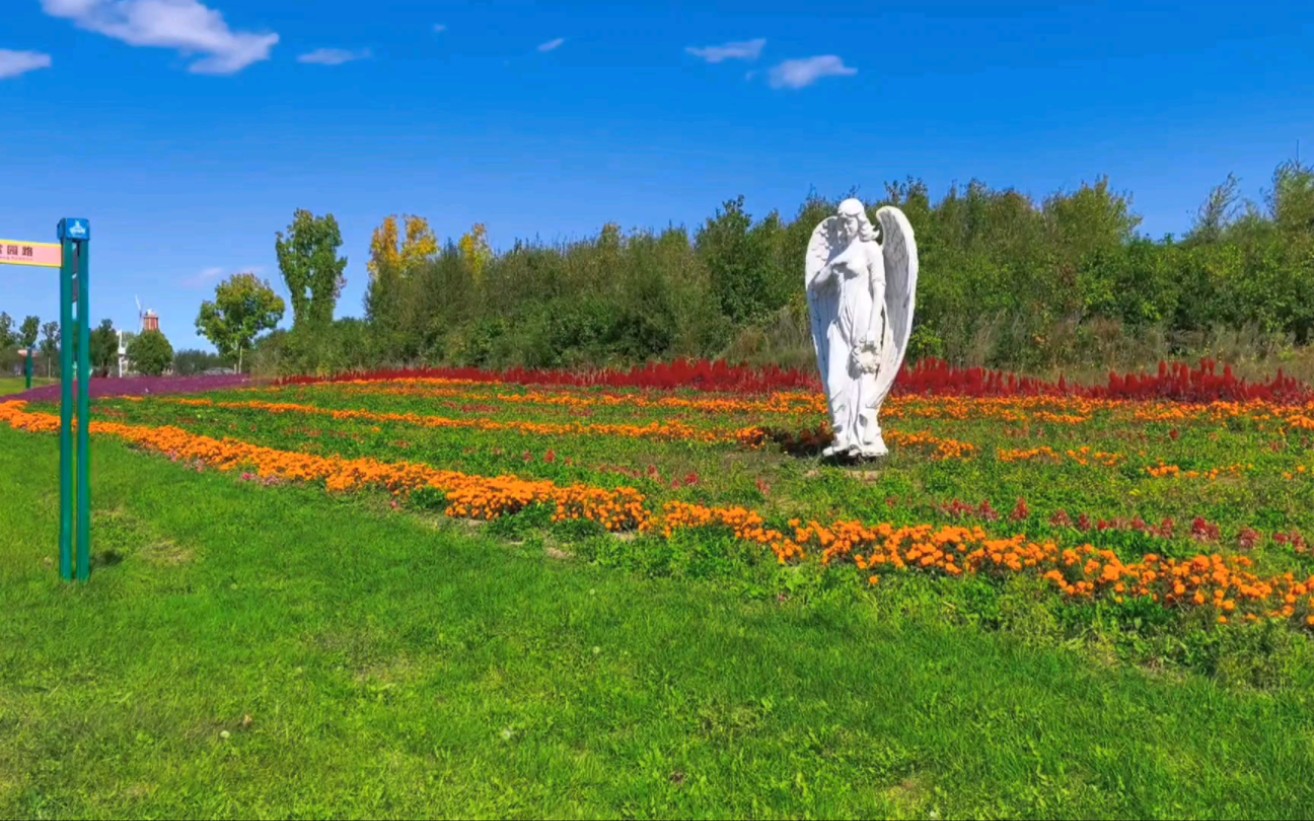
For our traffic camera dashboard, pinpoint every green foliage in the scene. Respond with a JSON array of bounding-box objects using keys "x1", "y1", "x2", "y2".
[
  {"x1": 257, "y1": 160, "x2": 1314, "y2": 376},
  {"x1": 0, "y1": 312, "x2": 13, "y2": 350},
  {"x1": 173, "y1": 348, "x2": 229, "y2": 376},
  {"x1": 89, "y1": 318, "x2": 118, "y2": 377},
  {"x1": 127, "y1": 329, "x2": 174, "y2": 376},
  {"x1": 275, "y1": 209, "x2": 348, "y2": 331},
  {"x1": 195, "y1": 272, "x2": 286, "y2": 373},
  {"x1": 38, "y1": 321, "x2": 59, "y2": 377},
  {"x1": 18, "y1": 315, "x2": 38, "y2": 349}
]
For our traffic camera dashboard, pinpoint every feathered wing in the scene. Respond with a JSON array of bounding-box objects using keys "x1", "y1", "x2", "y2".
[
  {"x1": 804, "y1": 216, "x2": 842, "y2": 386},
  {"x1": 871, "y1": 206, "x2": 919, "y2": 407}
]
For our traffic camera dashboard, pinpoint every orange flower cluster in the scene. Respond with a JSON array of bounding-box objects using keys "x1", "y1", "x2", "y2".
[
  {"x1": 1064, "y1": 446, "x2": 1125, "y2": 468},
  {"x1": 0, "y1": 402, "x2": 647, "y2": 531},
  {"x1": 633, "y1": 499, "x2": 1314, "y2": 627},
  {"x1": 884, "y1": 429, "x2": 978, "y2": 460},
  {"x1": 998, "y1": 446, "x2": 1063, "y2": 464},
  {"x1": 164, "y1": 397, "x2": 765, "y2": 448},
  {"x1": 642, "y1": 501, "x2": 805, "y2": 563},
  {"x1": 885, "y1": 395, "x2": 1105, "y2": 425},
  {"x1": 1129, "y1": 399, "x2": 1314, "y2": 434},
  {"x1": 775, "y1": 519, "x2": 1314, "y2": 625},
  {"x1": 1145, "y1": 462, "x2": 1251, "y2": 480}
]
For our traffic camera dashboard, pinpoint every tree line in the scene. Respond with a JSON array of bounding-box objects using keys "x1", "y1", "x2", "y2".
[
  {"x1": 0, "y1": 312, "x2": 188, "y2": 379},
  {"x1": 191, "y1": 158, "x2": 1314, "y2": 377}
]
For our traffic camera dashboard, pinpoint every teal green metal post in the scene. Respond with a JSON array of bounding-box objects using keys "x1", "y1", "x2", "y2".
[
  {"x1": 58, "y1": 236, "x2": 74, "y2": 582},
  {"x1": 75, "y1": 240, "x2": 91, "y2": 581},
  {"x1": 23, "y1": 349, "x2": 32, "y2": 390}
]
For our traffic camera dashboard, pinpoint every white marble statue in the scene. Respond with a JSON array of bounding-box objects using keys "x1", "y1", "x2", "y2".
[{"x1": 805, "y1": 198, "x2": 918, "y2": 459}]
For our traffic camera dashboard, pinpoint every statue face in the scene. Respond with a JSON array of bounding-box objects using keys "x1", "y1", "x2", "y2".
[{"x1": 841, "y1": 212, "x2": 860, "y2": 239}]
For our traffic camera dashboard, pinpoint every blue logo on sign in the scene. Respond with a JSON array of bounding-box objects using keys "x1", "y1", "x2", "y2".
[{"x1": 58, "y1": 218, "x2": 90, "y2": 242}]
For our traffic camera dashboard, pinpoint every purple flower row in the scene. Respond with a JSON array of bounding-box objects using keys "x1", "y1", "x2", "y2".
[{"x1": 1, "y1": 374, "x2": 251, "y2": 404}]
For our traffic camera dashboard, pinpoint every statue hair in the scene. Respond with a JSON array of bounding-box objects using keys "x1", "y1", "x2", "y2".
[{"x1": 838, "y1": 198, "x2": 880, "y2": 243}]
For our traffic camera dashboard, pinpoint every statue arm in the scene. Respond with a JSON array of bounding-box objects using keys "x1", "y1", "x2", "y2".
[
  {"x1": 807, "y1": 258, "x2": 834, "y2": 291},
  {"x1": 864, "y1": 247, "x2": 887, "y2": 347}
]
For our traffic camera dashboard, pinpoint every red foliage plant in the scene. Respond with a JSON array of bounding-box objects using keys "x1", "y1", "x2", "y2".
[{"x1": 277, "y1": 357, "x2": 1314, "y2": 404}]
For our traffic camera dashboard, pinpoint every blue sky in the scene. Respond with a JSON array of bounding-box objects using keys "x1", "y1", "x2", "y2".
[{"x1": 2, "y1": 0, "x2": 1312, "y2": 351}]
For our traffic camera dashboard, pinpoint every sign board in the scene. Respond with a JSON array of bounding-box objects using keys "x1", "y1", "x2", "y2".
[
  {"x1": 0, "y1": 240, "x2": 61, "y2": 268},
  {"x1": 58, "y1": 218, "x2": 90, "y2": 242}
]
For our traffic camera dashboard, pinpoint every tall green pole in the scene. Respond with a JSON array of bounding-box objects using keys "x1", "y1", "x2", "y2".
[
  {"x1": 75, "y1": 240, "x2": 91, "y2": 582},
  {"x1": 58, "y1": 236, "x2": 74, "y2": 582},
  {"x1": 56, "y1": 217, "x2": 91, "y2": 583}
]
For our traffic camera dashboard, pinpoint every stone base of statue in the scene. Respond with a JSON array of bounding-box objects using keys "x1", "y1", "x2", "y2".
[{"x1": 822, "y1": 433, "x2": 888, "y2": 463}]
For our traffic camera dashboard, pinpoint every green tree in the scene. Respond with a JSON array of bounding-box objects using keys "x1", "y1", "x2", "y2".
[
  {"x1": 126, "y1": 330, "x2": 174, "y2": 376},
  {"x1": 0, "y1": 312, "x2": 14, "y2": 350},
  {"x1": 1266, "y1": 160, "x2": 1314, "y2": 236},
  {"x1": 19, "y1": 315, "x2": 39, "y2": 350},
  {"x1": 275, "y1": 209, "x2": 348, "y2": 331},
  {"x1": 1189, "y1": 173, "x2": 1242, "y2": 244},
  {"x1": 39, "y1": 321, "x2": 59, "y2": 377},
  {"x1": 89, "y1": 319, "x2": 119, "y2": 377},
  {"x1": 196, "y1": 272, "x2": 287, "y2": 373},
  {"x1": 365, "y1": 215, "x2": 438, "y2": 363},
  {"x1": 173, "y1": 349, "x2": 228, "y2": 376},
  {"x1": 696, "y1": 196, "x2": 772, "y2": 323}
]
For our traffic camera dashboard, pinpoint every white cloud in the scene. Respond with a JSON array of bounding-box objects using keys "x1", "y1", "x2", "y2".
[
  {"x1": 685, "y1": 38, "x2": 765, "y2": 64},
  {"x1": 40, "y1": 0, "x2": 278, "y2": 75},
  {"x1": 767, "y1": 55, "x2": 856, "y2": 89},
  {"x1": 537, "y1": 37, "x2": 565, "y2": 53},
  {"x1": 184, "y1": 265, "x2": 261, "y2": 289},
  {"x1": 0, "y1": 49, "x2": 53, "y2": 79},
  {"x1": 433, "y1": 24, "x2": 446, "y2": 33},
  {"x1": 297, "y1": 48, "x2": 370, "y2": 66}
]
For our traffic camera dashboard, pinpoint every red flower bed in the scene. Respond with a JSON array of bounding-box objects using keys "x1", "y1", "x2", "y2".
[{"x1": 278, "y1": 357, "x2": 1314, "y2": 404}]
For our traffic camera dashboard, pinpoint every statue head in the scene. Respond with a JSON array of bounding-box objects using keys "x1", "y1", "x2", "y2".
[{"x1": 837, "y1": 198, "x2": 877, "y2": 243}]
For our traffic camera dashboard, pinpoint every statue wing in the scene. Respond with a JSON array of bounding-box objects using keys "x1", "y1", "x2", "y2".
[
  {"x1": 804, "y1": 216, "x2": 842, "y2": 383},
  {"x1": 871, "y1": 206, "x2": 919, "y2": 406}
]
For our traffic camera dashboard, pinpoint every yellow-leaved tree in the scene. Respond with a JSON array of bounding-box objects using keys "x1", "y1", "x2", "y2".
[
  {"x1": 365, "y1": 214, "x2": 439, "y2": 359},
  {"x1": 458, "y1": 223, "x2": 493, "y2": 287}
]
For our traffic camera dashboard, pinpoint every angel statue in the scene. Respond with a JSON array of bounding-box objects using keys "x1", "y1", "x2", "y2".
[{"x1": 805, "y1": 198, "x2": 918, "y2": 459}]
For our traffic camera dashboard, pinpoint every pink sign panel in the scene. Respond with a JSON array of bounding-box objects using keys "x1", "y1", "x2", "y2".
[{"x1": 0, "y1": 240, "x2": 62, "y2": 268}]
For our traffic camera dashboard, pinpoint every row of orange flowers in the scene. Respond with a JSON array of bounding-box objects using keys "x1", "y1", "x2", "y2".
[
  {"x1": 1145, "y1": 462, "x2": 1252, "y2": 480},
  {"x1": 137, "y1": 395, "x2": 987, "y2": 460},
  {"x1": 996, "y1": 445, "x2": 1126, "y2": 468},
  {"x1": 148, "y1": 396, "x2": 767, "y2": 448},
  {"x1": 329, "y1": 377, "x2": 1314, "y2": 432},
  {"x1": 335, "y1": 380, "x2": 828, "y2": 416},
  {"x1": 330, "y1": 380, "x2": 1104, "y2": 425},
  {"x1": 122, "y1": 395, "x2": 1310, "y2": 478},
  {"x1": 1, "y1": 400, "x2": 649, "y2": 531},
  {"x1": 120, "y1": 394, "x2": 1314, "y2": 481},
  {"x1": 5, "y1": 399, "x2": 1314, "y2": 630}
]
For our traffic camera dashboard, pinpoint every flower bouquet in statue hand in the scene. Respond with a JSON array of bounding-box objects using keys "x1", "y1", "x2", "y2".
[{"x1": 851, "y1": 334, "x2": 881, "y2": 375}]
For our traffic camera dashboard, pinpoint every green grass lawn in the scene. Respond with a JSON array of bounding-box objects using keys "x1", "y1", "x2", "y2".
[
  {"x1": 3, "y1": 427, "x2": 1314, "y2": 819},
  {"x1": 0, "y1": 377, "x2": 52, "y2": 397}
]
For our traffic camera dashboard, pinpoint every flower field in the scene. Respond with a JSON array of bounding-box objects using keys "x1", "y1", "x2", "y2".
[{"x1": 7, "y1": 359, "x2": 1314, "y2": 666}]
